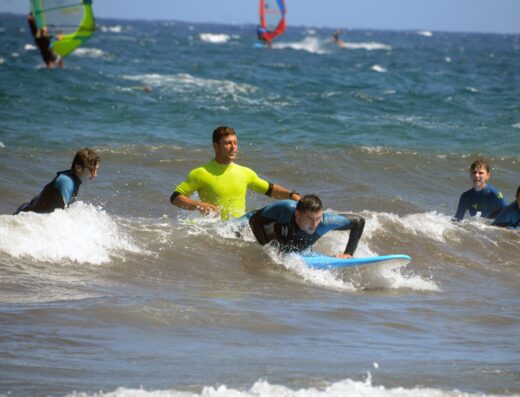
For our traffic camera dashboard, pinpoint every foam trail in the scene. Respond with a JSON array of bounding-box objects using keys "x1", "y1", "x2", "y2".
[
  {"x1": 0, "y1": 202, "x2": 142, "y2": 265},
  {"x1": 199, "y1": 33, "x2": 231, "y2": 44},
  {"x1": 59, "y1": 377, "x2": 511, "y2": 397}
]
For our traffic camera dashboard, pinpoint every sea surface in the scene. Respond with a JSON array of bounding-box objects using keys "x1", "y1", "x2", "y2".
[{"x1": 0, "y1": 13, "x2": 519, "y2": 397}]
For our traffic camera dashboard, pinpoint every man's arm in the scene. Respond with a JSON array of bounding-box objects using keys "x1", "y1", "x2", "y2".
[
  {"x1": 323, "y1": 213, "x2": 365, "y2": 258},
  {"x1": 170, "y1": 192, "x2": 219, "y2": 216},
  {"x1": 453, "y1": 195, "x2": 466, "y2": 221},
  {"x1": 269, "y1": 184, "x2": 301, "y2": 201}
]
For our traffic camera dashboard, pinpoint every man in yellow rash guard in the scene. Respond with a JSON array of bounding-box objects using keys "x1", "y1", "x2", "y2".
[{"x1": 170, "y1": 126, "x2": 301, "y2": 220}]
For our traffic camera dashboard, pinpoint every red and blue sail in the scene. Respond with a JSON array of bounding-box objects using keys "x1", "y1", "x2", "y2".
[{"x1": 257, "y1": 0, "x2": 286, "y2": 43}]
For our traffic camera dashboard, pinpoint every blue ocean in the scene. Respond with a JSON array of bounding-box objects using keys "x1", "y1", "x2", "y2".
[{"x1": 0, "y1": 13, "x2": 519, "y2": 397}]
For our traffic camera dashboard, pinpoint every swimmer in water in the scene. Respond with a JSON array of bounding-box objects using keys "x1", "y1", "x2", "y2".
[{"x1": 14, "y1": 148, "x2": 100, "y2": 214}]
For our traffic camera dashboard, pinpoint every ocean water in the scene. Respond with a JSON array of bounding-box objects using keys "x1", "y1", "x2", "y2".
[{"x1": 0, "y1": 13, "x2": 519, "y2": 397}]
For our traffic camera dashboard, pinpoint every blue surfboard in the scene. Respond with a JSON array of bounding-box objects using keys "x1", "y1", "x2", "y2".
[{"x1": 301, "y1": 253, "x2": 411, "y2": 270}]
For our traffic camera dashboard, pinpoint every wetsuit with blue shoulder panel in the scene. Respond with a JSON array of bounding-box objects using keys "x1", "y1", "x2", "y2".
[{"x1": 247, "y1": 197, "x2": 365, "y2": 256}]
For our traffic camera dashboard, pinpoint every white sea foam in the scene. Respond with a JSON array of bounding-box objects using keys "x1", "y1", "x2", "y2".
[
  {"x1": 465, "y1": 87, "x2": 479, "y2": 93},
  {"x1": 363, "y1": 211, "x2": 457, "y2": 244},
  {"x1": 0, "y1": 57, "x2": 4, "y2": 65},
  {"x1": 61, "y1": 377, "x2": 508, "y2": 397},
  {"x1": 445, "y1": 56, "x2": 452, "y2": 63},
  {"x1": 24, "y1": 43, "x2": 36, "y2": 51},
  {"x1": 418, "y1": 30, "x2": 433, "y2": 37},
  {"x1": 512, "y1": 123, "x2": 520, "y2": 129},
  {"x1": 273, "y1": 37, "x2": 330, "y2": 54},
  {"x1": 100, "y1": 25, "x2": 123, "y2": 33},
  {"x1": 343, "y1": 42, "x2": 392, "y2": 51},
  {"x1": 371, "y1": 64, "x2": 387, "y2": 73},
  {"x1": 122, "y1": 73, "x2": 258, "y2": 97},
  {"x1": 0, "y1": 202, "x2": 142, "y2": 265},
  {"x1": 0, "y1": 141, "x2": 5, "y2": 148},
  {"x1": 199, "y1": 33, "x2": 231, "y2": 44},
  {"x1": 11, "y1": 52, "x2": 19, "y2": 58},
  {"x1": 72, "y1": 48, "x2": 108, "y2": 58}
]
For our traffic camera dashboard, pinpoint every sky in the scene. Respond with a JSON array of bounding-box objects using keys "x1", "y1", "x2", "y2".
[{"x1": 2, "y1": 0, "x2": 519, "y2": 34}]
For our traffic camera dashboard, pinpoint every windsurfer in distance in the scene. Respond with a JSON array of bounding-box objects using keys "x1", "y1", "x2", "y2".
[
  {"x1": 27, "y1": 13, "x2": 64, "y2": 68},
  {"x1": 332, "y1": 30, "x2": 346, "y2": 48},
  {"x1": 257, "y1": 26, "x2": 272, "y2": 48}
]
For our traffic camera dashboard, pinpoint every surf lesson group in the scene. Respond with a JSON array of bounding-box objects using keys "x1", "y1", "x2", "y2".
[
  {"x1": 12, "y1": 126, "x2": 520, "y2": 268},
  {"x1": 16, "y1": 1, "x2": 520, "y2": 268}
]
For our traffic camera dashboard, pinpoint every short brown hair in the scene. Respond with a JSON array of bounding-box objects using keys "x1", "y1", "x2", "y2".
[
  {"x1": 212, "y1": 126, "x2": 236, "y2": 144},
  {"x1": 296, "y1": 195, "x2": 323, "y2": 213},
  {"x1": 470, "y1": 158, "x2": 490, "y2": 173},
  {"x1": 71, "y1": 148, "x2": 100, "y2": 173}
]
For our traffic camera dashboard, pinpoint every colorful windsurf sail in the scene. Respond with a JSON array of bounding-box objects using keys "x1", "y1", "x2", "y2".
[
  {"x1": 30, "y1": 0, "x2": 95, "y2": 57},
  {"x1": 258, "y1": 0, "x2": 286, "y2": 43}
]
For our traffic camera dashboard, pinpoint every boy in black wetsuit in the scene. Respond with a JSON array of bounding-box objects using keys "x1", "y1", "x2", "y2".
[
  {"x1": 454, "y1": 158, "x2": 506, "y2": 221},
  {"x1": 27, "y1": 14, "x2": 63, "y2": 68},
  {"x1": 14, "y1": 148, "x2": 100, "y2": 215},
  {"x1": 246, "y1": 195, "x2": 365, "y2": 258}
]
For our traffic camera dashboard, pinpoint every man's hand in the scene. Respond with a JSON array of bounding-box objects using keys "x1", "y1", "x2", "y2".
[
  {"x1": 196, "y1": 202, "x2": 219, "y2": 216},
  {"x1": 335, "y1": 253, "x2": 353, "y2": 259}
]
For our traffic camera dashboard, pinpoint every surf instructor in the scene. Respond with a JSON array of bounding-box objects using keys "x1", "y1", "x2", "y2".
[
  {"x1": 170, "y1": 126, "x2": 300, "y2": 220},
  {"x1": 246, "y1": 195, "x2": 365, "y2": 258}
]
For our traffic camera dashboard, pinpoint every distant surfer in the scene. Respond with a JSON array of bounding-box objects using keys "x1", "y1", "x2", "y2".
[
  {"x1": 170, "y1": 126, "x2": 300, "y2": 220},
  {"x1": 27, "y1": 14, "x2": 64, "y2": 69},
  {"x1": 332, "y1": 30, "x2": 346, "y2": 48},
  {"x1": 14, "y1": 148, "x2": 100, "y2": 215},
  {"x1": 257, "y1": 26, "x2": 272, "y2": 48},
  {"x1": 453, "y1": 158, "x2": 507, "y2": 221},
  {"x1": 492, "y1": 185, "x2": 520, "y2": 229},
  {"x1": 245, "y1": 194, "x2": 365, "y2": 258}
]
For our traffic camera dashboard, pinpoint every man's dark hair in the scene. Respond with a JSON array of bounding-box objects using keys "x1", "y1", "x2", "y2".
[
  {"x1": 71, "y1": 148, "x2": 100, "y2": 174},
  {"x1": 296, "y1": 195, "x2": 323, "y2": 213},
  {"x1": 212, "y1": 126, "x2": 236, "y2": 144}
]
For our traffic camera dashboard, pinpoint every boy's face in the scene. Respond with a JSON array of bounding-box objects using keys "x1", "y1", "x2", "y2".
[
  {"x1": 470, "y1": 167, "x2": 490, "y2": 191},
  {"x1": 295, "y1": 209, "x2": 323, "y2": 234}
]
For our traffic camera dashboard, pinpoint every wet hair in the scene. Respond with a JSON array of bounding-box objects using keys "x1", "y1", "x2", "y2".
[
  {"x1": 296, "y1": 194, "x2": 323, "y2": 213},
  {"x1": 71, "y1": 148, "x2": 100, "y2": 174},
  {"x1": 212, "y1": 126, "x2": 236, "y2": 144},
  {"x1": 470, "y1": 158, "x2": 490, "y2": 173}
]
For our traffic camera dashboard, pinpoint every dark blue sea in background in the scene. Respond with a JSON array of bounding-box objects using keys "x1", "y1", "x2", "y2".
[{"x1": 0, "y1": 13, "x2": 519, "y2": 397}]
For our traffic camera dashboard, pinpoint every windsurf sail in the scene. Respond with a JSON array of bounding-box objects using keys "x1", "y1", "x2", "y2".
[
  {"x1": 30, "y1": 0, "x2": 95, "y2": 57},
  {"x1": 258, "y1": 0, "x2": 286, "y2": 43}
]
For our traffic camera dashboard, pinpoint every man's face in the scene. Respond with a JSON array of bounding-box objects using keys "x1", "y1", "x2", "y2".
[
  {"x1": 214, "y1": 134, "x2": 238, "y2": 164},
  {"x1": 295, "y1": 209, "x2": 323, "y2": 235},
  {"x1": 470, "y1": 167, "x2": 490, "y2": 191}
]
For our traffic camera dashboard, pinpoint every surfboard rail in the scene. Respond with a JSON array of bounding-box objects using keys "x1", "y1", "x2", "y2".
[{"x1": 301, "y1": 253, "x2": 412, "y2": 270}]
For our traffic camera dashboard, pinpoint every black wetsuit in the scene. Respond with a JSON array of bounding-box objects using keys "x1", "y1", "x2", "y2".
[
  {"x1": 14, "y1": 170, "x2": 81, "y2": 214},
  {"x1": 27, "y1": 15, "x2": 59, "y2": 66},
  {"x1": 246, "y1": 200, "x2": 365, "y2": 256}
]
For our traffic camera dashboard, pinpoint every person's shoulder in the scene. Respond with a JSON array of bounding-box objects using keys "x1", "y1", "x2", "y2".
[
  {"x1": 54, "y1": 171, "x2": 74, "y2": 186},
  {"x1": 233, "y1": 162, "x2": 255, "y2": 173},
  {"x1": 265, "y1": 199, "x2": 295, "y2": 210},
  {"x1": 190, "y1": 160, "x2": 215, "y2": 175},
  {"x1": 459, "y1": 188, "x2": 474, "y2": 200},
  {"x1": 485, "y1": 184, "x2": 505, "y2": 198},
  {"x1": 53, "y1": 171, "x2": 75, "y2": 194}
]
